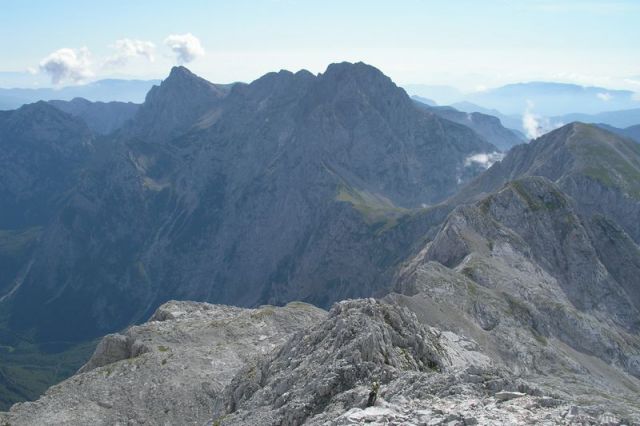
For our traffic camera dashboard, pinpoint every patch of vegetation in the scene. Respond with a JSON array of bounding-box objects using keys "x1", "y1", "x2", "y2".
[
  {"x1": 157, "y1": 345, "x2": 169, "y2": 352},
  {"x1": 532, "y1": 330, "x2": 548, "y2": 346},
  {"x1": 426, "y1": 359, "x2": 440, "y2": 372},
  {"x1": 103, "y1": 365, "x2": 114, "y2": 377},
  {"x1": 0, "y1": 334, "x2": 96, "y2": 410},
  {"x1": 502, "y1": 291, "x2": 532, "y2": 320},
  {"x1": 467, "y1": 281, "x2": 478, "y2": 297},
  {"x1": 0, "y1": 227, "x2": 42, "y2": 296},
  {"x1": 250, "y1": 307, "x2": 276, "y2": 320},
  {"x1": 211, "y1": 416, "x2": 227, "y2": 426},
  {"x1": 570, "y1": 127, "x2": 640, "y2": 199},
  {"x1": 335, "y1": 184, "x2": 408, "y2": 233},
  {"x1": 399, "y1": 347, "x2": 414, "y2": 370},
  {"x1": 0, "y1": 227, "x2": 41, "y2": 258}
]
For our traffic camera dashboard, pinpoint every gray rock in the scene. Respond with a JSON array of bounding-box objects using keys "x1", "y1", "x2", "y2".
[{"x1": 0, "y1": 300, "x2": 326, "y2": 426}]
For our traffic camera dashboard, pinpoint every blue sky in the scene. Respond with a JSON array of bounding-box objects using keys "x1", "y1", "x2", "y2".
[{"x1": 1, "y1": 0, "x2": 639, "y2": 91}]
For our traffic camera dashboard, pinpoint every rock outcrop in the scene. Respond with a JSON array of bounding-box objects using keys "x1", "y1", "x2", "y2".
[{"x1": 0, "y1": 301, "x2": 326, "y2": 425}]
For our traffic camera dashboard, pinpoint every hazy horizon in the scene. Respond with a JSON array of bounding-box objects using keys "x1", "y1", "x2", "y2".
[{"x1": 1, "y1": 0, "x2": 639, "y2": 93}]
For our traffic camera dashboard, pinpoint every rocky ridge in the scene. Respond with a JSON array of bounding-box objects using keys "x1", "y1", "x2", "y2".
[
  {"x1": 415, "y1": 102, "x2": 525, "y2": 151},
  {"x1": 2, "y1": 298, "x2": 637, "y2": 425},
  {"x1": 48, "y1": 97, "x2": 140, "y2": 135}
]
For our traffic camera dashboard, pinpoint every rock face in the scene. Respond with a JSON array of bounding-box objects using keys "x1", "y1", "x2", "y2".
[
  {"x1": 456, "y1": 123, "x2": 640, "y2": 243},
  {"x1": 0, "y1": 101, "x2": 94, "y2": 229},
  {"x1": 0, "y1": 301, "x2": 326, "y2": 425},
  {"x1": 123, "y1": 65, "x2": 230, "y2": 142},
  {"x1": 2, "y1": 62, "x2": 496, "y2": 343},
  {"x1": 49, "y1": 97, "x2": 140, "y2": 135}
]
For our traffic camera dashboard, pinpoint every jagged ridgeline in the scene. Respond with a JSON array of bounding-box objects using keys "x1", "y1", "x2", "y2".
[
  {"x1": 0, "y1": 62, "x2": 639, "y2": 423},
  {"x1": 0, "y1": 63, "x2": 498, "y2": 343}
]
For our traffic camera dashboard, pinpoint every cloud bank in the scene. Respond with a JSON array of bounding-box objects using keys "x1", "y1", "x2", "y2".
[
  {"x1": 38, "y1": 33, "x2": 204, "y2": 84},
  {"x1": 104, "y1": 38, "x2": 155, "y2": 68},
  {"x1": 39, "y1": 47, "x2": 92, "y2": 84},
  {"x1": 164, "y1": 33, "x2": 205, "y2": 64}
]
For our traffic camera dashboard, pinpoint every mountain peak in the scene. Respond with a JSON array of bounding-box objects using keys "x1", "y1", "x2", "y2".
[
  {"x1": 126, "y1": 67, "x2": 229, "y2": 140},
  {"x1": 157, "y1": 66, "x2": 218, "y2": 93},
  {"x1": 6, "y1": 101, "x2": 88, "y2": 132},
  {"x1": 321, "y1": 61, "x2": 390, "y2": 84},
  {"x1": 166, "y1": 65, "x2": 197, "y2": 81},
  {"x1": 311, "y1": 61, "x2": 412, "y2": 117},
  {"x1": 16, "y1": 100, "x2": 61, "y2": 115}
]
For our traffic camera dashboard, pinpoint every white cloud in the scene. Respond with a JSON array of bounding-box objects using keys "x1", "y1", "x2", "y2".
[
  {"x1": 596, "y1": 92, "x2": 612, "y2": 102},
  {"x1": 39, "y1": 47, "x2": 92, "y2": 85},
  {"x1": 104, "y1": 38, "x2": 155, "y2": 68},
  {"x1": 164, "y1": 33, "x2": 205, "y2": 64},
  {"x1": 522, "y1": 100, "x2": 563, "y2": 139},
  {"x1": 522, "y1": 100, "x2": 541, "y2": 139},
  {"x1": 464, "y1": 152, "x2": 504, "y2": 169}
]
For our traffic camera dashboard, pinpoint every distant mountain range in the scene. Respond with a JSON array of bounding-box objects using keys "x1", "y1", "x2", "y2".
[
  {"x1": 49, "y1": 98, "x2": 140, "y2": 135},
  {"x1": 405, "y1": 81, "x2": 640, "y2": 120},
  {"x1": 0, "y1": 79, "x2": 159, "y2": 110},
  {"x1": 403, "y1": 84, "x2": 463, "y2": 105},
  {"x1": 552, "y1": 108, "x2": 640, "y2": 129},
  {"x1": 412, "y1": 98, "x2": 525, "y2": 151},
  {"x1": 466, "y1": 82, "x2": 639, "y2": 116},
  {"x1": 448, "y1": 101, "x2": 640, "y2": 139},
  {"x1": 451, "y1": 101, "x2": 524, "y2": 133},
  {"x1": 598, "y1": 123, "x2": 640, "y2": 143}
]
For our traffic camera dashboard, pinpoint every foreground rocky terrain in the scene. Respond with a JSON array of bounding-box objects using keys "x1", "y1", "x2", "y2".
[
  {"x1": 1, "y1": 298, "x2": 637, "y2": 425},
  {"x1": 0, "y1": 301, "x2": 326, "y2": 425}
]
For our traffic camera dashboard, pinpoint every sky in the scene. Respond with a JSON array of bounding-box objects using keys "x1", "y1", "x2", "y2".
[{"x1": 1, "y1": 0, "x2": 639, "y2": 92}]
